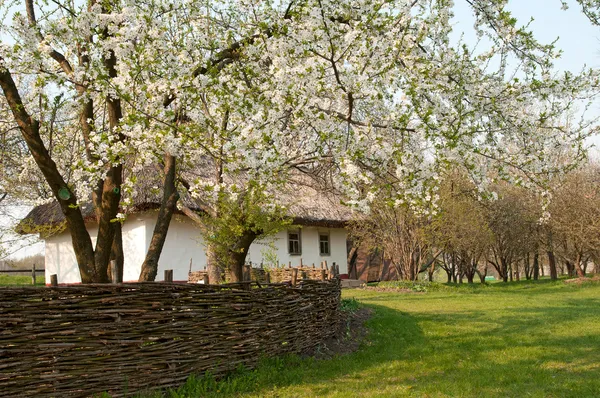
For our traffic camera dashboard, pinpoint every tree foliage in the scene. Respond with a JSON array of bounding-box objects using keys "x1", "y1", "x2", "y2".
[{"x1": 1, "y1": 0, "x2": 599, "y2": 282}]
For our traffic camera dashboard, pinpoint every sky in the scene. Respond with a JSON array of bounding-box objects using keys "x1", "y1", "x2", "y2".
[
  {"x1": 3, "y1": 0, "x2": 600, "y2": 259},
  {"x1": 451, "y1": 0, "x2": 600, "y2": 155},
  {"x1": 452, "y1": 0, "x2": 599, "y2": 73}
]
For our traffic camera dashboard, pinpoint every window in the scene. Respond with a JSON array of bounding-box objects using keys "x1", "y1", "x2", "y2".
[
  {"x1": 288, "y1": 230, "x2": 301, "y2": 255},
  {"x1": 319, "y1": 233, "x2": 330, "y2": 256}
]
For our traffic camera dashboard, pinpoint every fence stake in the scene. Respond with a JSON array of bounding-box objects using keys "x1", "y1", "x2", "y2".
[
  {"x1": 300, "y1": 258, "x2": 303, "y2": 267},
  {"x1": 321, "y1": 269, "x2": 326, "y2": 281},
  {"x1": 265, "y1": 272, "x2": 271, "y2": 284},
  {"x1": 31, "y1": 263, "x2": 36, "y2": 285},
  {"x1": 50, "y1": 274, "x2": 58, "y2": 287},
  {"x1": 332, "y1": 262, "x2": 337, "y2": 277},
  {"x1": 203, "y1": 274, "x2": 209, "y2": 285},
  {"x1": 291, "y1": 268, "x2": 299, "y2": 287},
  {"x1": 110, "y1": 260, "x2": 122, "y2": 284},
  {"x1": 164, "y1": 269, "x2": 173, "y2": 282}
]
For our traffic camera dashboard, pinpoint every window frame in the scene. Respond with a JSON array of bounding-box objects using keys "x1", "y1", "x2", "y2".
[
  {"x1": 288, "y1": 229, "x2": 302, "y2": 255},
  {"x1": 319, "y1": 232, "x2": 331, "y2": 256}
]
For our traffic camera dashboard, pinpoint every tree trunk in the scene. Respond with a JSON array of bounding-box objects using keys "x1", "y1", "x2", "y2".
[
  {"x1": 476, "y1": 269, "x2": 486, "y2": 284},
  {"x1": 525, "y1": 253, "x2": 532, "y2": 280},
  {"x1": 206, "y1": 242, "x2": 222, "y2": 284},
  {"x1": 565, "y1": 261, "x2": 575, "y2": 277},
  {"x1": 225, "y1": 231, "x2": 257, "y2": 283},
  {"x1": 547, "y1": 250, "x2": 558, "y2": 281},
  {"x1": 575, "y1": 254, "x2": 585, "y2": 278},
  {"x1": 139, "y1": 155, "x2": 179, "y2": 281},
  {"x1": 533, "y1": 252, "x2": 540, "y2": 280},
  {"x1": 0, "y1": 62, "x2": 98, "y2": 281},
  {"x1": 501, "y1": 258, "x2": 509, "y2": 282},
  {"x1": 109, "y1": 223, "x2": 124, "y2": 282}
]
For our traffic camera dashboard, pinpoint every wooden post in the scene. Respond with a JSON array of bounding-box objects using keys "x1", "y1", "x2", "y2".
[
  {"x1": 265, "y1": 272, "x2": 271, "y2": 284},
  {"x1": 164, "y1": 269, "x2": 173, "y2": 282},
  {"x1": 288, "y1": 261, "x2": 292, "y2": 269},
  {"x1": 321, "y1": 269, "x2": 326, "y2": 281},
  {"x1": 244, "y1": 264, "x2": 251, "y2": 281},
  {"x1": 202, "y1": 274, "x2": 209, "y2": 285},
  {"x1": 320, "y1": 261, "x2": 324, "y2": 269},
  {"x1": 312, "y1": 263, "x2": 315, "y2": 268},
  {"x1": 110, "y1": 260, "x2": 120, "y2": 284},
  {"x1": 31, "y1": 263, "x2": 36, "y2": 285},
  {"x1": 324, "y1": 260, "x2": 328, "y2": 269},
  {"x1": 332, "y1": 262, "x2": 337, "y2": 277},
  {"x1": 291, "y1": 268, "x2": 299, "y2": 286},
  {"x1": 300, "y1": 258, "x2": 303, "y2": 267},
  {"x1": 189, "y1": 258, "x2": 193, "y2": 274},
  {"x1": 50, "y1": 274, "x2": 58, "y2": 287}
]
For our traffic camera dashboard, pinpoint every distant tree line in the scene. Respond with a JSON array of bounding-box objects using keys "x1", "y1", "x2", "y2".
[{"x1": 351, "y1": 164, "x2": 600, "y2": 283}]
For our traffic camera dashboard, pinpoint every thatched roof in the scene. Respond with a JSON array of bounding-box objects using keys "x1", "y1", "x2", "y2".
[{"x1": 16, "y1": 169, "x2": 352, "y2": 236}]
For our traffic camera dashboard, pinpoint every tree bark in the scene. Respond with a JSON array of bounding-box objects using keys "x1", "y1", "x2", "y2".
[
  {"x1": 206, "y1": 242, "x2": 222, "y2": 284},
  {"x1": 139, "y1": 155, "x2": 179, "y2": 281},
  {"x1": 501, "y1": 258, "x2": 509, "y2": 282},
  {"x1": 575, "y1": 254, "x2": 586, "y2": 278},
  {"x1": 225, "y1": 231, "x2": 257, "y2": 282},
  {"x1": 547, "y1": 250, "x2": 558, "y2": 281},
  {"x1": 109, "y1": 222, "x2": 124, "y2": 282},
  {"x1": 0, "y1": 62, "x2": 98, "y2": 281},
  {"x1": 533, "y1": 252, "x2": 540, "y2": 280}
]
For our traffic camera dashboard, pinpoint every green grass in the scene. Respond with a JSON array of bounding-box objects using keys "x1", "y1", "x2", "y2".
[
  {"x1": 0, "y1": 274, "x2": 45, "y2": 286},
  {"x1": 147, "y1": 279, "x2": 600, "y2": 398}
]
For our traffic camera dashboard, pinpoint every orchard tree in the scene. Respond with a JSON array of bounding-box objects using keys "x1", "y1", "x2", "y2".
[
  {"x1": 2, "y1": 0, "x2": 599, "y2": 283},
  {"x1": 548, "y1": 165, "x2": 600, "y2": 277},
  {"x1": 350, "y1": 195, "x2": 432, "y2": 281},
  {"x1": 428, "y1": 173, "x2": 493, "y2": 284},
  {"x1": 484, "y1": 183, "x2": 539, "y2": 282}
]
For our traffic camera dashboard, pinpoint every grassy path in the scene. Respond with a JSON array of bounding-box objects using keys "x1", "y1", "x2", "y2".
[{"x1": 164, "y1": 280, "x2": 600, "y2": 397}]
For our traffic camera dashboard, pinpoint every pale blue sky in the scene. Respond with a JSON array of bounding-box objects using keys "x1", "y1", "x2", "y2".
[
  {"x1": 452, "y1": 0, "x2": 600, "y2": 72},
  {"x1": 452, "y1": 0, "x2": 600, "y2": 155}
]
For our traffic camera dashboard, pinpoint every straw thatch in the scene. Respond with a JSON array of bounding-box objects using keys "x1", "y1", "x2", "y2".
[
  {"x1": 16, "y1": 165, "x2": 351, "y2": 236},
  {"x1": 0, "y1": 279, "x2": 341, "y2": 398}
]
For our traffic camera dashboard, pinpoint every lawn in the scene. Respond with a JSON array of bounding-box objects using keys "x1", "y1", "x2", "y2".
[
  {"x1": 155, "y1": 279, "x2": 600, "y2": 398},
  {"x1": 0, "y1": 273, "x2": 45, "y2": 286}
]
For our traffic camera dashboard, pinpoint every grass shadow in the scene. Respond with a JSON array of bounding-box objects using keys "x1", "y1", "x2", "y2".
[
  {"x1": 153, "y1": 303, "x2": 425, "y2": 397},
  {"x1": 146, "y1": 283, "x2": 600, "y2": 397}
]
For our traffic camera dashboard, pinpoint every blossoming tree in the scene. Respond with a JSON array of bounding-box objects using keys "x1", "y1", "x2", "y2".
[{"x1": 1, "y1": 0, "x2": 599, "y2": 282}]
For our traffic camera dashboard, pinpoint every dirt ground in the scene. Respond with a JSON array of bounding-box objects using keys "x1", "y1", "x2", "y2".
[{"x1": 304, "y1": 307, "x2": 373, "y2": 360}]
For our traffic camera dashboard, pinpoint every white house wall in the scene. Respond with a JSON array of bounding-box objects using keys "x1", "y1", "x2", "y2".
[
  {"x1": 45, "y1": 217, "x2": 147, "y2": 284},
  {"x1": 45, "y1": 211, "x2": 348, "y2": 283},
  {"x1": 45, "y1": 231, "x2": 82, "y2": 284},
  {"x1": 143, "y1": 212, "x2": 207, "y2": 282},
  {"x1": 121, "y1": 215, "x2": 149, "y2": 282},
  {"x1": 246, "y1": 228, "x2": 348, "y2": 274}
]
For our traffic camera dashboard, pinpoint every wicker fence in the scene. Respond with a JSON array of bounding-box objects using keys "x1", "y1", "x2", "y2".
[
  {"x1": 0, "y1": 279, "x2": 341, "y2": 398},
  {"x1": 188, "y1": 262, "x2": 340, "y2": 284}
]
